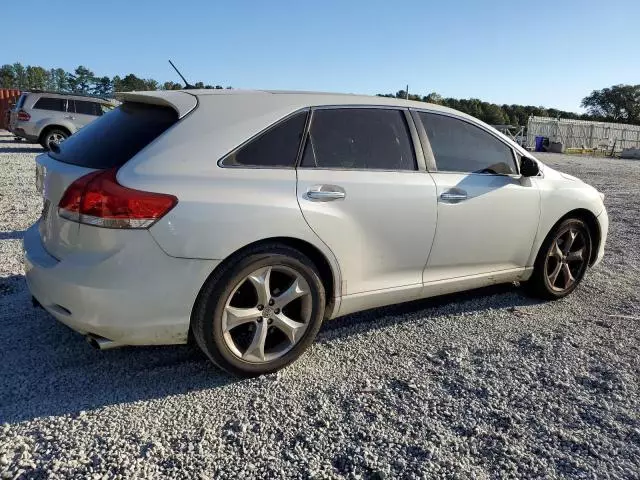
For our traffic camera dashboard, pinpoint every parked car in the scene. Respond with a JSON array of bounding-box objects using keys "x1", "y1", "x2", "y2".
[
  {"x1": 9, "y1": 91, "x2": 114, "y2": 149},
  {"x1": 24, "y1": 90, "x2": 608, "y2": 376}
]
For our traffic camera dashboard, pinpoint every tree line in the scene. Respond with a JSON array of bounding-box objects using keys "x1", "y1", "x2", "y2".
[
  {"x1": 2, "y1": 62, "x2": 638, "y2": 126},
  {"x1": 378, "y1": 85, "x2": 640, "y2": 127},
  {"x1": 0, "y1": 63, "x2": 230, "y2": 97}
]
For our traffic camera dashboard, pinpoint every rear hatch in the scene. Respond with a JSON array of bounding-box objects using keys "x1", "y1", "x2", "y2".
[
  {"x1": 9, "y1": 92, "x2": 28, "y2": 130},
  {"x1": 36, "y1": 92, "x2": 195, "y2": 260}
]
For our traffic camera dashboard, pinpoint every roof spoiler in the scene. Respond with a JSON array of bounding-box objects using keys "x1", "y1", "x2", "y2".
[{"x1": 114, "y1": 91, "x2": 198, "y2": 118}]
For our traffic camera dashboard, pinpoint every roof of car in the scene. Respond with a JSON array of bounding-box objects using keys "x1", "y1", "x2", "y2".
[
  {"x1": 190, "y1": 88, "x2": 447, "y2": 109},
  {"x1": 116, "y1": 88, "x2": 462, "y2": 117},
  {"x1": 24, "y1": 90, "x2": 113, "y2": 103}
]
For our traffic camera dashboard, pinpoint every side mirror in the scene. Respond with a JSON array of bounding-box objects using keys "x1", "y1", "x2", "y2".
[{"x1": 520, "y1": 156, "x2": 540, "y2": 177}]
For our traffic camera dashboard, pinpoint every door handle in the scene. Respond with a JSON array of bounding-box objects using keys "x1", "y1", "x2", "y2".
[
  {"x1": 439, "y1": 189, "x2": 468, "y2": 203},
  {"x1": 305, "y1": 185, "x2": 346, "y2": 202},
  {"x1": 64, "y1": 115, "x2": 75, "y2": 120}
]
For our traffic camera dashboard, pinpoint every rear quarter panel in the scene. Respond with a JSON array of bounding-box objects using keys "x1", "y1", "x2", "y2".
[{"x1": 117, "y1": 98, "x2": 343, "y2": 300}]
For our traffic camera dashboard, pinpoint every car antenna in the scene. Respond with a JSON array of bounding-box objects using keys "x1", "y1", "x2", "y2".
[{"x1": 168, "y1": 59, "x2": 195, "y2": 89}]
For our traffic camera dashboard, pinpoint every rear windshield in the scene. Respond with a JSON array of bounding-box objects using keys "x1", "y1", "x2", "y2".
[
  {"x1": 49, "y1": 102, "x2": 178, "y2": 169},
  {"x1": 15, "y1": 93, "x2": 28, "y2": 110}
]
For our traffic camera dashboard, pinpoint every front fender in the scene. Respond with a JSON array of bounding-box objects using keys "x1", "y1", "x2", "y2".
[{"x1": 527, "y1": 169, "x2": 605, "y2": 266}]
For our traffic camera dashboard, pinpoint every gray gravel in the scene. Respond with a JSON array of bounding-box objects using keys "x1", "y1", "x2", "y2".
[{"x1": 1, "y1": 130, "x2": 639, "y2": 479}]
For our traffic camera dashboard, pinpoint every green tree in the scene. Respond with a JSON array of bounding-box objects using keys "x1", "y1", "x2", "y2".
[
  {"x1": 67, "y1": 65, "x2": 95, "y2": 93},
  {"x1": 162, "y1": 81, "x2": 182, "y2": 90},
  {"x1": 0, "y1": 64, "x2": 16, "y2": 88},
  {"x1": 144, "y1": 79, "x2": 159, "y2": 91},
  {"x1": 581, "y1": 84, "x2": 640, "y2": 123},
  {"x1": 480, "y1": 103, "x2": 507, "y2": 124},
  {"x1": 26, "y1": 66, "x2": 49, "y2": 90},
  {"x1": 92, "y1": 76, "x2": 113, "y2": 96},
  {"x1": 425, "y1": 92, "x2": 443, "y2": 104},
  {"x1": 12, "y1": 63, "x2": 27, "y2": 89},
  {"x1": 51, "y1": 68, "x2": 69, "y2": 91},
  {"x1": 114, "y1": 74, "x2": 145, "y2": 91}
]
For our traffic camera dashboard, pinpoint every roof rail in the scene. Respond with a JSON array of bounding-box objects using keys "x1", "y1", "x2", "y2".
[{"x1": 24, "y1": 89, "x2": 112, "y2": 102}]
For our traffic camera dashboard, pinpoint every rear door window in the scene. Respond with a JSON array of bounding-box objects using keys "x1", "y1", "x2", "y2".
[
  {"x1": 48, "y1": 102, "x2": 178, "y2": 169},
  {"x1": 301, "y1": 108, "x2": 416, "y2": 170},
  {"x1": 75, "y1": 100, "x2": 100, "y2": 116},
  {"x1": 33, "y1": 97, "x2": 66, "y2": 112}
]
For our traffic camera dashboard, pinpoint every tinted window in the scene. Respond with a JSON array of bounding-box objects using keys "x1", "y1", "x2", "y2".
[
  {"x1": 301, "y1": 109, "x2": 416, "y2": 170},
  {"x1": 222, "y1": 111, "x2": 307, "y2": 167},
  {"x1": 16, "y1": 93, "x2": 28, "y2": 110},
  {"x1": 33, "y1": 97, "x2": 66, "y2": 112},
  {"x1": 49, "y1": 103, "x2": 178, "y2": 169},
  {"x1": 419, "y1": 112, "x2": 516, "y2": 174},
  {"x1": 75, "y1": 100, "x2": 100, "y2": 116}
]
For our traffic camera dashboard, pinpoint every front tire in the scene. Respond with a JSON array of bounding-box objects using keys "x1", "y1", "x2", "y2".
[
  {"x1": 526, "y1": 218, "x2": 592, "y2": 299},
  {"x1": 192, "y1": 245, "x2": 326, "y2": 377}
]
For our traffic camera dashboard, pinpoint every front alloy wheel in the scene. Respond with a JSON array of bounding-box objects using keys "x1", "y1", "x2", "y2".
[
  {"x1": 545, "y1": 226, "x2": 589, "y2": 292},
  {"x1": 528, "y1": 218, "x2": 592, "y2": 299}
]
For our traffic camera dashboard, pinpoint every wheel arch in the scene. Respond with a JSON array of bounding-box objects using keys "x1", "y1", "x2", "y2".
[
  {"x1": 544, "y1": 208, "x2": 601, "y2": 266},
  {"x1": 38, "y1": 124, "x2": 72, "y2": 144},
  {"x1": 191, "y1": 236, "x2": 339, "y2": 322}
]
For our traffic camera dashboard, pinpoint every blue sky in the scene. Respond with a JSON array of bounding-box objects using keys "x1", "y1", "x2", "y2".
[{"x1": 7, "y1": 0, "x2": 640, "y2": 112}]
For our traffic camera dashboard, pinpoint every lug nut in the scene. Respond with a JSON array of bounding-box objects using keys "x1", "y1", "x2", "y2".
[
  {"x1": 274, "y1": 308, "x2": 280, "y2": 314},
  {"x1": 256, "y1": 317, "x2": 263, "y2": 323},
  {"x1": 268, "y1": 299, "x2": 275, "y2": 306},
  {"x1": 268, "y1": 318, "x2": 273, "y2": 325},
  {"x1": 257, "y1": 305, "x2": 264, "y2": 311}
]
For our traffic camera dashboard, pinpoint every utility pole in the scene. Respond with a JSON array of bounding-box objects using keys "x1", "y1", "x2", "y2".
[{"x1": 405, "y1": 84, "x2": 409, "y2": 100}]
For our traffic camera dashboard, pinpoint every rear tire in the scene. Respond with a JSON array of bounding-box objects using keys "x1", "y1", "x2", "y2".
[
  {"x1": 40, "y1": 128, "x2": 69, "y2": 150},
  {"x1": 526, "y1": 218, "x2": 592, "y2": 299},
  {"x1": 192, "y1": 244, "x2": 326, "y2": 377}
]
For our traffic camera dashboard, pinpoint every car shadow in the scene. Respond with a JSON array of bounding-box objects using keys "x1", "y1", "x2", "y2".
[
  {"x1": 0, "y1": 274, "x2": 541, "y2": 424},
  {"x1": 318, "y1": 282, "x2": 542, "y2": 340},
  {"x1": 0, "y1": 146, "x2": 43, "y2": 154},
  {"x1": 0, "y1": 230, "x2": 25, "y2": 240}
]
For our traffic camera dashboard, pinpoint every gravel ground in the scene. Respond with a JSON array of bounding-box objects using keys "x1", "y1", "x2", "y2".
[{"x1": 1, "y1": 130, "x2": 639, "y2": 479}]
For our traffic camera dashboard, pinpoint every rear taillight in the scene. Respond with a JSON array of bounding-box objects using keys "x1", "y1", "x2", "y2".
[
  {"x1": 58, "y1": 169, "x2": 177, "y2": 229},
  {"x1": 17, "y1": 109, "x2": 30, "y2": 121}
]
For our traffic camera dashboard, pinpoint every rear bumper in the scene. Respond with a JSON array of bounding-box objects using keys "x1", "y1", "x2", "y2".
[
  {"x1": 12, "y1": 127, "x2": 39, "y2": 143},
  {"x1": 23, "y1": 223, "x2": 219, "y2": 346}
]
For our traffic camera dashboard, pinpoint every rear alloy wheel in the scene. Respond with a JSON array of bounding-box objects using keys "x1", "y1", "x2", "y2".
[
  {"x1": 41, "y1": 129, "x2": 68, "y2": 150},
  {"x1": 527, "y1": 218, "x2": 592, "y2": 299},
  {"x1": 193, "y1": 246, "x2": 325, "y2": 376}
]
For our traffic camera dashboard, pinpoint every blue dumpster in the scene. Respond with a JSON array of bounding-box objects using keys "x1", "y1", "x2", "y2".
[{"x1": 535, "y1": 136, "x2": 544, "y2": 152}]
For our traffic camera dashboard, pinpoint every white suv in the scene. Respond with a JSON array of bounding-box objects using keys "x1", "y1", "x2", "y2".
[
  {"x1": 9, "y1": 91, "x2": 114, "y2": 149},
  {"x1": 24, "y1": 90, "x2": 608, "y2": 376}
]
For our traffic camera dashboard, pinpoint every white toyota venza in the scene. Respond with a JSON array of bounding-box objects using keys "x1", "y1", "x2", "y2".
[{"x1": 24, "y1": 90, "x2": 608, "y2": 376}]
